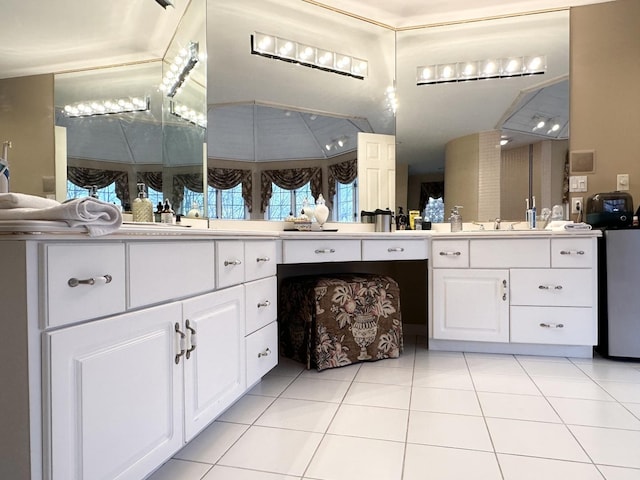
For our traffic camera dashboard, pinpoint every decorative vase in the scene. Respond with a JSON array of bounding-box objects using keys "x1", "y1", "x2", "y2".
[
  {"x1": 351, "y1": 313, "x2": 377, "y2": 360},
  {"x1": 314, "y1": 194, "x2": 330, "y2": 227}
]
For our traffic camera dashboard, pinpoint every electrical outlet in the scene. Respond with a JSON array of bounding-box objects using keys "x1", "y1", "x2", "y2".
[{"x1": 571, "y1": 197, "x2": 583, "y2": 214}]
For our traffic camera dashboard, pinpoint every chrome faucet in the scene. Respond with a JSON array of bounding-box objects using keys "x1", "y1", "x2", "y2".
[{"x1": 494, "y1": 218, "x2": 501, "y2": 230}]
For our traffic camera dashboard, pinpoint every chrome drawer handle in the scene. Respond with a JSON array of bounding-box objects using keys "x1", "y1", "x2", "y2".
[
  {"x1": 224, "y1": 259, "x2": 242, "y2": 266},
  {"x1": 174, "y1": 323, "x2": 186, "y2": 364},
  {"x1": 185, "y1": 319, "x2": 197, "y2": 360},
  {"x1": 258, "y1": 348, "x2": 271, "y2": 358},
  {"x1": 560, "y1": 250, "x2": 585, "y2": 255},
  {"x1": 439, "y1": 251, "x2": 461, "y2": 256},
  {"x1": 538, "y1": 285, "x2": 563, "y2": 290},
  {"x1": 388, "y1": 247, "x2": 405, "y2": 252},
  {"x1": 257, "y1": 300, "x2": 271, "y2": 308},
  {"x1": 540, "y1": 322, "x2": 564, "y2": 329},
  {"x1": 315, "y1": 248, "x2": 336, "y2": 254},
  {"x1": 68, "y1": 274, "x2": 112, "y2": 287},
  {"x1": 256, "y1": 256, "x2": 270, "y2": 263}
]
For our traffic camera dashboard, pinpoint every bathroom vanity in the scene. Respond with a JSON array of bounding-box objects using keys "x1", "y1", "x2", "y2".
[
  {"x1": 0, "y1": 227, "x2": 278, "y2": 480},
  {"x1": 0, "y1": 224, "x2": 600, "y2": 480}
]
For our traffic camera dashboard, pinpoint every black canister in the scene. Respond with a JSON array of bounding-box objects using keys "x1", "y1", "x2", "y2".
[{"x1": 361, "y1": 210, "x2": 375, "y2": 223}]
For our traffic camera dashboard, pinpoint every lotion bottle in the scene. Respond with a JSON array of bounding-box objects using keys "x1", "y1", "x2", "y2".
[{"x1": 132, "y1": 183, "x2": 153, "y2": 222}]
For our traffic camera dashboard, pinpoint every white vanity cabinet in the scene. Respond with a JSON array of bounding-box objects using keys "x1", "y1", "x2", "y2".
[
  {"x1": 432, "y1": 268, "x2": 509, "y2": 342},
  {"x1": 430, "y1": 234, "x2": 599, "y2": 356},
  {"x1": 0, "y1": 235, "x2": 278, "y2": 480}
]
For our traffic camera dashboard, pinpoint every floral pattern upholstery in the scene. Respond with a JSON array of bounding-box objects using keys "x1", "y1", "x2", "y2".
[{"x1": 279, "y1": 274, "x2": 403, "y2": 371}]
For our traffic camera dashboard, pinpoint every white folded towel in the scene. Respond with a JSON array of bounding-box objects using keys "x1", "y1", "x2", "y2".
[{"x1": 0, "y1": 194, "x2": 122, "y2": 236}]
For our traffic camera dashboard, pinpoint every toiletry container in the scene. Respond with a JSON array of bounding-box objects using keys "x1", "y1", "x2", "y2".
[
  {"x1": 132, "y1": 183, "x2": 153, "y2": 222},
  {"x1": 0, "y1": 141, "x2": 11, "y2": 193},
  {"x1": 161, "y1": 200, "x2": 175, "y2": 224},
  {"x1": 187, "y1": 201, "x2": 202, "y2": 218},
  {"x1": 374, "y1": 208, "x2": 393, "y2": 232},
  {"x1": 314, "y1": 194, "x2": 330, "y2": 227},
  {"x1": 449, "y1": 205, "x2": 463, "y2": 232}
]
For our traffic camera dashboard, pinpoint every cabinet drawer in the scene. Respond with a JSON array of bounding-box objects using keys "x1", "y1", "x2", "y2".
[
  {"x1": 362, "y1": 239, "x2": 428, "y2": 261},
  {"x1": 282, "y1": 239, "x2": 361, "y2": 264},
  {"x1": 244, "y1": 241, "x2": 277, "y2": 281},
  {"x1": 128, "y1": 242, "x2": 215, "y2": 309},
  {"x1": 510, "y1": 269, "x2": 593, "y2": 307},
  {"x1": 246, "y1": 321, "x2": 278, "y2": 386},
  {"x1": 470, "y1": 239, "x2": 549, "y2": 268},
  {"x1": 44, "y1": 243, "x2": 126, "y2": 327},
  {"x1": 245, "y1": 276, "x2": 277, "y2": 335},
  {"x1": 511, "y1": 306, "x2": 597, "y2": 345},
  {"x1": 431, "y1": 240, "x2": 469, "y2": 268},
  {"x1": 551, "y1": 238, "x2": 595, "y2": 268},
  {"x1": 216, "y1": 241, "x2": 245, "y2": 288}
]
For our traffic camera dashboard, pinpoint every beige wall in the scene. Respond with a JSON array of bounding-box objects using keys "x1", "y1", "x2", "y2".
[
  {"x1": 570, "y1": 0, "x2": 640, "y2": 212},
  {"x1": 444, "y1": 130, "x2": 501, "y2": 221},
  {"x1": 0, "y1": 74, "x2": 55, "y2": 196}
]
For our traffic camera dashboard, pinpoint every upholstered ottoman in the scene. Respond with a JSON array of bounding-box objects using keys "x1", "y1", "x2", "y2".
[{"x1": 279, "y1": 274, "x2": 403, "y2": 371}]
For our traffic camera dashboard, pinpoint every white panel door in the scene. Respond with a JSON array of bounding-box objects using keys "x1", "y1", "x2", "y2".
[
  {"x1": 357, "y1": 132, "x2": 396, "y2": 212},
  {"x1": 433, "y1": 269, "x2": 510, "y2": 342},
  {"x1": 182, "y1": 285, "x2": 246, "y2": 441},
  {"x1": 45, "y1": 303, "x2": 183, "y2": 480}
]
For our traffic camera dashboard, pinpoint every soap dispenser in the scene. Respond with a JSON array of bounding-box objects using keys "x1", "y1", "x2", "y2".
[
  {"x1": 449, "y1": 205, "x2": 463, "y2": 232},
  {"x1": 132, "y1": 183, "x2": 154, "y2": 222}
]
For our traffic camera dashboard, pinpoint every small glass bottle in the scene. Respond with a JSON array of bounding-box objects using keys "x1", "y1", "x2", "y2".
[
  {"x1": 161, "y1": 199, "x2": 175, "y2": 224},
  {"x1": 449, "y1": 205, "x2": 463, "y2": 232}
]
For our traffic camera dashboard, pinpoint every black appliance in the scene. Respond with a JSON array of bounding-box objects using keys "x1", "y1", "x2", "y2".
[{"x1": 586, "y1": 191, "x2": 633, "y2": 228}]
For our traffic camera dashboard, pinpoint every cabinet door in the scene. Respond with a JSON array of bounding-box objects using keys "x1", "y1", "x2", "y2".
[
  {"x1": 182, "y1": 285, "x2": 246, "y2": 441},
  {"x1": 433, "y1": 269, "x2": 509, "y2": 342},
  {"x1": 45, "y1": 303, "x2": 183, "y2": 480}
]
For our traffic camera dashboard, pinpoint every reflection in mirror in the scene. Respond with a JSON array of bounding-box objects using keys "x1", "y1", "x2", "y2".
[
  {"x1": 207, "y1": 0, "x2": 395, "y2": 221},
  {"x1": 161, "y1": 0, "x2": 206, "y2": 217},
  {"x1": 55, "y1": 61, "x2": 163, "y2": 209},
  {"x1": 55, "y1": 0, "x2": 207, "y2": 218},
  {"x1": 396, "y1": 10, "x2": 569, "y2": 221}
]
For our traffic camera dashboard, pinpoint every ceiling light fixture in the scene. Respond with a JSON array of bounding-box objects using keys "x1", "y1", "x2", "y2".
[
  {"x1": 251, "y1": 32, "x2": 368, "y2": 80},
  {"x1": 417, "y1": 55, "x2": 546, "y2": 85},
  {"x1": 160, "y1": 41, "x2": 199, "y2": 97},
  {"x1": 169, "y1": 101, "x2": 206, "y2": 128},
  {"x1": 63, "y1": 96, "x2": 150, "y2": 117}
]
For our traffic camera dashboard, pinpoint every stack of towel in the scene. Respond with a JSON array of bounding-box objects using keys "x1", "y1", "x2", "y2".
[{"x1": 0, "y1": 193, "x2": 122, "y2": 236}]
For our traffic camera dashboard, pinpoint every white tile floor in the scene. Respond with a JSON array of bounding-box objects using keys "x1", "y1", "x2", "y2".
[{"x1": 148, "y1": 337, "x2": 640, "y2": 480}]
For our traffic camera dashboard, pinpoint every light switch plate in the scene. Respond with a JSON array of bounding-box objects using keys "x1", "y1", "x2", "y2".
[
  {"x1": 617, "y1": 174, "x2": 630, "y2": 191},
  {"x1": 569, "y1": 175, "x2": 588, "y2": 192}
]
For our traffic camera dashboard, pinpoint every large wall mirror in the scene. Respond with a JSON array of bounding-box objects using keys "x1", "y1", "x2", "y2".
[
  {"x1": 54, "y1": 2, "x2": 568, "y2": 224},
  {"x1": 206, "y1": 0, "x2": 396, "y2": 221},
  {"x1": 396, "y1": 10, "x2": 569, "y2": 221},
  {"x1": 54, "y1": 0, "x2": 206, "y2": 216}
]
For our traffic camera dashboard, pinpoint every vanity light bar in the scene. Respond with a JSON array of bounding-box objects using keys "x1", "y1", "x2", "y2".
[
  {"x1": 160, "y1": 41, "x2": 199, "y2": 97},
  {"x1": 416, "y1": 55, "x2": 546, "y2": 85},
  {"x1": 251, "y1": 32, "x2": 368, "y2": 80},
  {"x1": 63, "y1": 96, "x2": 150, "y2": 117},
  {"x1": 169, "y1": 101, "x2": 207, "y2": 128}
]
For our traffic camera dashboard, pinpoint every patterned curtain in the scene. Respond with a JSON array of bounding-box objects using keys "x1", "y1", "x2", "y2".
[
  {"x1": 260, "y1": 167, "x2": 322, "y2": 213},
  {"x1": 207, "y1": 168, "x2": 253, "y2": 213},
  {"x1": 327, "y1": 159, "x2": 357, "y2": 210},
  {"x1": 419, "y1": 181, "x2": 445, "y2": 211},
  {"x1": 67, "y1": 166, "x2": 129, "y2": 205},
  {"x1": 137, "y1": 171, "x2": 163, "y2": 193},
  {"x1": 173, "y1": 173, "x2": 203, "y2": 213}
]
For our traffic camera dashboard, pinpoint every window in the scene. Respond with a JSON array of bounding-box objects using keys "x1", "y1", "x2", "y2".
[
  {"x1": 334, "y1": 179, "x2": 357, "y2": 222},
  {"x1": 268, "y1": 182, "x2": 312, "y2": 220},
  {"x1": 67, "y1": 181, "x2": 119, "y2": 205},
  {"x1": 207, "y1": 184, "x2": 245, "y2": 219}
]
